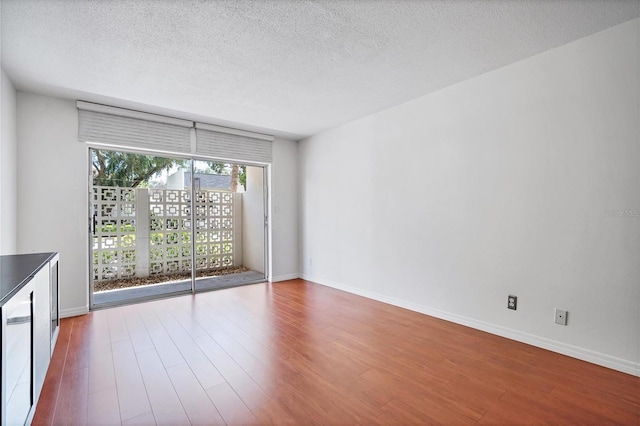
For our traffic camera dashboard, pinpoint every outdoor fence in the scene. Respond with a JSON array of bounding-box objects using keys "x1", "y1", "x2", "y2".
[{"x1": 92, "y1": 186, "x2": 242, "y2": 282}]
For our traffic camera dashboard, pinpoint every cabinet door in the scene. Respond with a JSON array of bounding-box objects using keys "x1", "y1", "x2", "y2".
[
  {"x1": 33, "y1": 264, "x2": 51, "y2": 400},
  {"x1": 3, "y1": 284, "x2": 33, "y2": 426}
]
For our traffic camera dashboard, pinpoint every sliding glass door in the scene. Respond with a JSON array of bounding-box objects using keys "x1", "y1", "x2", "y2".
[
  {"x1": 192, "y1": 160, "x2": 266, "y2": 293},
  {"x1": 90, "y1": 149, "x2": 193, "y2": 306},
  {"x1": 90, "y1": 148, "x2": 267, "y2": 308}
]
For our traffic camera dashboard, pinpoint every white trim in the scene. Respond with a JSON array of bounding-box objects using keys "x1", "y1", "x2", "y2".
[
  {"x1": 301, "y1": 274, "x2": 640, "y2": 377},
  {"x1": 271, "y1": 273, "x2": 300, "y2": 282},
  {"x1": 196, "y1": 122, "x2": 274, "y2": 141},
  {"x1": 60, "y1": 306, "x2": 89, "y2": 318},
  {"x1": 86, "y1": 142, "x2": 191, "y2": 159},
  {"x1": 77, "y1": 101, "x2": 193, "y2": 127}
]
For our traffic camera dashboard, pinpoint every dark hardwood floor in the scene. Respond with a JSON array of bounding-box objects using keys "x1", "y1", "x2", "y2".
[{"x1": 33, "y1": 279, "x2": 639, "y2": 425}]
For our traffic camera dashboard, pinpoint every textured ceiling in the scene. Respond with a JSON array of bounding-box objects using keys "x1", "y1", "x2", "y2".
[{"x1": 1, "y1": 0, "x2": 638, "y2": 140}]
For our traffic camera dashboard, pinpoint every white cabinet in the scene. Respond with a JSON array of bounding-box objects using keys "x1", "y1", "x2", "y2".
[
  {"x1": 3, "y1": 281, "x2": 33, "y2": 426},
  {"x1": 1, "y1": 253, "x2": 59, "y2": 426}
]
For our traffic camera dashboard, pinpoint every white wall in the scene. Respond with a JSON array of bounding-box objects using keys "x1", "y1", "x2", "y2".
[
  {"x1": 242, "y1": 165, "x2": 265, "y2": 273},
  {"x1": 15, "y1": 92, "x2": 300, "y2": 314},
  {"x1": 271, "y1": 138, "x2": 299, "y2": 281},
  {"x1": 0, "y1": 68, "x2": 18, "y2": 254},
  {"x1": 299, "y1": 19, "x2": 640, "y2": 375},
  {"x1": 17, "y1": 93, "x2": 88, "y2": 317}
]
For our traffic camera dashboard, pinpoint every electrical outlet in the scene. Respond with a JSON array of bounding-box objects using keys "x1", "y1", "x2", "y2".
[
  {"x1": 508, "y1": 295, "x2": 517, "y2": 310},
  {"x1": 555, "y1": 309, "x2": 568, "y2": 325}
]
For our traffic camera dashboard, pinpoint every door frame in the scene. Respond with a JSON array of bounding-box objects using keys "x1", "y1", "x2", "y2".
[{"x1": 87, "y1": 144, "x2": 271, "y2": 309}]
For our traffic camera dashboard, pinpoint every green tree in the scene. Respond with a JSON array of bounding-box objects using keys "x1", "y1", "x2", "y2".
[{"x1": 92, "y1": 150, "x2": 184, "y2": 187}]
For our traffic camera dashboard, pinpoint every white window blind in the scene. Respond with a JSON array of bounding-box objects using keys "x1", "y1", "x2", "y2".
[
  {"x1": 195, "y1": 123, "x2": 273, "y2": 164},
  {"x1": 77, "y1": 101, "x2": 193, "y2": 154},
  {"x1": 77, "y1": 101, "x2": 274, "y2": 163}
]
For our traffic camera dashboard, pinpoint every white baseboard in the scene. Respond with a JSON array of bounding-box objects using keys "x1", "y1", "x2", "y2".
[
  {"x1": 301, "y1": 274, "x2": 639, "y2": 377},
  {"x1": 271, "y1": 273, "x2": 300, "y2": 282},
  {"x1": 60, "y1": 306, "x2": 89, "y2": 318}
]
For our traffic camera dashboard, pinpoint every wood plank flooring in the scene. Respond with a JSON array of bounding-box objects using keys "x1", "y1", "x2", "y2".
[{"x1": 33, "y1": 279, "x2": 640, "y2": 425}]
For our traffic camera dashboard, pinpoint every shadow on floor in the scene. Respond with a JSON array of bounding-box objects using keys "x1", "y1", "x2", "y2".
[{"x1": 93, "y1": 270, "x2": 266, "y2": 307}]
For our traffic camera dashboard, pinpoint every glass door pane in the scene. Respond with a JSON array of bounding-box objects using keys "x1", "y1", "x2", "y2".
[
  {"x1": 192, "y1": 160, "x2": 266, "y2": 292},
  {"x1": 91, "y1": 148, "x2": 192, "y2": 307}
]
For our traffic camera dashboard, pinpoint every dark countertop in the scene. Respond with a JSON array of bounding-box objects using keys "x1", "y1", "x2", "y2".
[{"x1": 0, "y1": 252, "x2": 57, "y2": 307}]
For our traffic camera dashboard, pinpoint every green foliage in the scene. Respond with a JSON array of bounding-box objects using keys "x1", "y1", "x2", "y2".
[
  {"x1": 92, "y1": 149, "x2": 246, "y2": 190},
  {"x1": 150, "y1": 232, "x2": 192, "y2": 245},
  {"x1": 92, "y1": 149, "x2": 185, "y2": 187},
  {"x1": 239, "y1": 166, "x2": 246, "y2": 190},
  {"x1": 200, "y1": 162, "x2": 227, "y2": 174},
  {"x1": 100, "y1": 223, "x2": 135, "y2": 233},
  {"x1": 197, "y1": 162, "x2": 246, "y2": 191}
]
